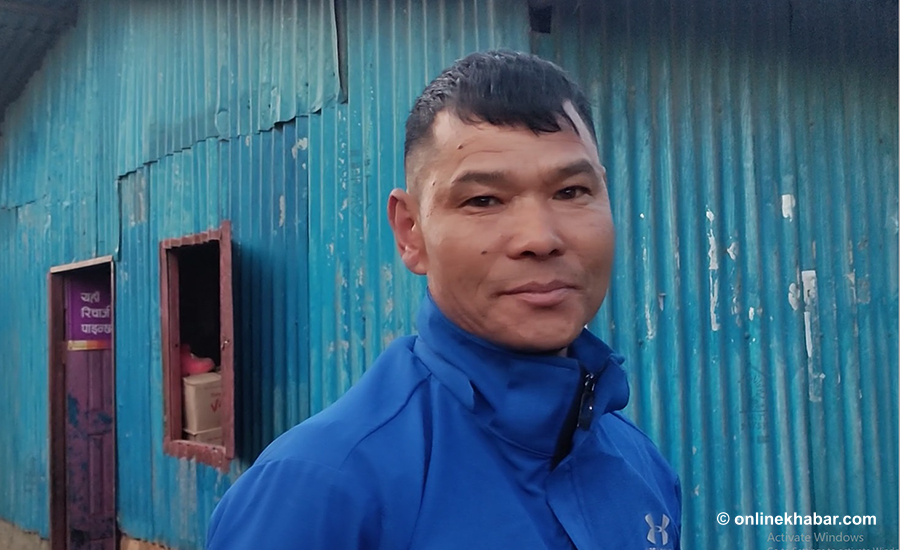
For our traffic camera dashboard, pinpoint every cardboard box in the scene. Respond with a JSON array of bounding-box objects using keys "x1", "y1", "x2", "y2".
[
  {"x1": 183, "y1": 372, "x2": 222, "y2": 432},
  {"x1": 184, "y1": 426, "x2": 223, "y2": 445}
]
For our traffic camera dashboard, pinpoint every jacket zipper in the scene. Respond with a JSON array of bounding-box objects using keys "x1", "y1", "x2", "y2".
[{"x1": 576, "y1": 371, "x2": 598, "y2": 430}]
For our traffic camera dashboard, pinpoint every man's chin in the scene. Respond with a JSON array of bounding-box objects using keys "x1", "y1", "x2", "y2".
[{"x1": 497, "y1": 327, "x2": 581, "y2": 355}]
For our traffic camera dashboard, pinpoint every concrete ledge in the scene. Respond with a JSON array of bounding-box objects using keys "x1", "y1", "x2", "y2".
[{"x1": 0, "y1": 518, "x2": 49, "y2": 550}]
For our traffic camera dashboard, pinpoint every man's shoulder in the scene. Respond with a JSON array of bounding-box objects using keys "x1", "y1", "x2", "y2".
[
  {"x1": 256, "y1": 335, "x2": 432, "y2": 470},
  {"x1": 207, "y1": 336, "x2": 438, "y2": 549}
]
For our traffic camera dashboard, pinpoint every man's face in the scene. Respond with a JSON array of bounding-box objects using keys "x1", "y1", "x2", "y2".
[{"x1": 389, "y1": 103, "x2": 615, "y2": 353}]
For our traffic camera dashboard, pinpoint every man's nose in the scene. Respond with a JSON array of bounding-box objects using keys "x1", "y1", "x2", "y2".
[{"x1": 507, "y1": 200, "x2": 565, "y2": 259}]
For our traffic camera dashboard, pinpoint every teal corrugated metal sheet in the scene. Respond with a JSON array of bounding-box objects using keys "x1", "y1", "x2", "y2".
[
  {"x1": 0, "y1": 202, "x2": 51, "y2": 535},
  {"x1": 0, "y1": 0, "x2": 338, "y2": 208},
  {"x1": 306, "y1": 0, "x2": 530, "y2": 413},
  {"x1": 530, "y1": 1, "x2": 898, "y2": 548},
  {"x1": 0, "y1": 1, "x2": 76, "y2": 125},
  {"x1": 0, "y1": 0, "x2": 333, "y2": 545},
  {"x1": 221, "y1": 120, "x2": 310, "y2": 464},
  {"x1": 0, "y1": 0, "x2": 896, "y2": 548},
  {"x1": 0, "y1": 0, "x2": 120, "y2": 530},
  {"x1": 117, "y1": 140, "x2": 224, "y2": 547},
  {"x1": 110, "y1": 0, "x2": 338, "y2": 173},
  {"x1": 116, "y1": 125, "x2": 309, "y2": 547}
]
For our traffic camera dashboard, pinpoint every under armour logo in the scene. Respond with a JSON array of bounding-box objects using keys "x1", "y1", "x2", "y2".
[{"x1": 645, "y1": 513, "x2": 670, "y2": 546}]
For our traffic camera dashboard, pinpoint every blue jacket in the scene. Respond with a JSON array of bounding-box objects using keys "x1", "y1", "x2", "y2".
[{"x1": 207, "y1": 295, "x2": 681, "y2": 549}]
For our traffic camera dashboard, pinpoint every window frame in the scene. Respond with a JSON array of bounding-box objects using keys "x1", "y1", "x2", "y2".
[{"x1": 159, "y1": 221, "x2": 234, "y2": 470}]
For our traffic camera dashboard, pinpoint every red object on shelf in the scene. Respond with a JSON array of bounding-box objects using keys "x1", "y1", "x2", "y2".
[{"x1": 180, "y1": 344, "x2": 215, "y2": 376}]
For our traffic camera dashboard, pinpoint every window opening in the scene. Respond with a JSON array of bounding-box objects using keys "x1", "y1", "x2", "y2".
[{"x1": 160, "y1": 222, "x2": 234, "y2": 470}]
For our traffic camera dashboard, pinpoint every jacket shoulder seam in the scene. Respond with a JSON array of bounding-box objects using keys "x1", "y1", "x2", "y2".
[{"x1": 336, "y1": 373, "x2": 432, "y2": 470}]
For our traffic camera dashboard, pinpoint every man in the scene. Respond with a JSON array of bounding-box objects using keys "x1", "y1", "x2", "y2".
[{"x1": 207, "y1": 50, "x2": 681, "y2": 550}]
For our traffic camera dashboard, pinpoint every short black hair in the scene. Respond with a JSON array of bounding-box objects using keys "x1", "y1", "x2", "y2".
[{"x1": 404, "y1": 50, "x2": 597, "y2": 161}]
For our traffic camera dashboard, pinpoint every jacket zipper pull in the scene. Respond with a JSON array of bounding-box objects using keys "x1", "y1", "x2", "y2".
[{"x1": 577, "y1": 371, "x2": 598, "y2": 430}]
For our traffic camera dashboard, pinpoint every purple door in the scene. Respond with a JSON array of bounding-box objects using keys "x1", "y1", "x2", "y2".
[{"x1": 65, "y1": 274, "x2": 116, "y2": 550}]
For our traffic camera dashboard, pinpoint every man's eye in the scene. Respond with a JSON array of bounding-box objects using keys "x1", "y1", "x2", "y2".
[
  {"x1": 555, "y1": 186, "x2": 590, "y2": 200},
  {"x1": 463, "y1": 196, "x2": 501, "y2": 208}
]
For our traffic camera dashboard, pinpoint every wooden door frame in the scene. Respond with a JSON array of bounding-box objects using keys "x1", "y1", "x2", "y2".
[{"x1": 48, "y1": 256, "x2": 117, "y2": 550}]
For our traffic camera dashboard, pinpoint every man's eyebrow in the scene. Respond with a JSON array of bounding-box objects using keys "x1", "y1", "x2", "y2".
[
  {"x1": 450, "y1": 169, "x2": 510, "y2": 186},
  {"x1": 554, "y1": 159, "x2": 599, "y2": 180},
  {"x1": 449, "y1": 159, "x2": 598, "y2": 187}
]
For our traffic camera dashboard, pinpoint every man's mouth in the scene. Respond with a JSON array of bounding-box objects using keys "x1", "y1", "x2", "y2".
[{"x1": 502, "y1": 281, "x2": 577, "y2": 307}]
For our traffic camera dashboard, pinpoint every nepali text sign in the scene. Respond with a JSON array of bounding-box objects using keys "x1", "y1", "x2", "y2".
[{"x1": 66, "y1": 275, "x2": 112, "y2": 349}]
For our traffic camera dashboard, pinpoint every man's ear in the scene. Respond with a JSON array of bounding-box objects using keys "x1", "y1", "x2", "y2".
[{"x1": 388, "y1": 188, "x2": 428, "y2": 275}]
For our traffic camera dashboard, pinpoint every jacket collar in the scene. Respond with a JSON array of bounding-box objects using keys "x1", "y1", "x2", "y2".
[{"x1": 412, "y1": 291, "x2": 629, "y2": 457}]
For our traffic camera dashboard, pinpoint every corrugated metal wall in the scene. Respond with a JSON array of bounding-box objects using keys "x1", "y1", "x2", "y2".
[
  {"x1": 115, "y1": 123, "x2": 310, "y2": 545},
  {"x1": 531, "y1": 1, "x2": 898, "y2": 548},
  {"x1": 0, "y1": 0, "x2": 76, "y2": 126},
  {"x1": 306, "y1": 0, "x2": 530, "y2": 415},
  {"x1": 0, "y1": 0, "x2": 340, "y2": 546},
  {"x1": 0, "y1": 201, "x2": 50, "y2": 537},
  {"x1": 0, "y1": 0, "x2": 896, "y2": 548},
  {"x1": 0, "y1": 0, "x2": 339, "y2": 208}
]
